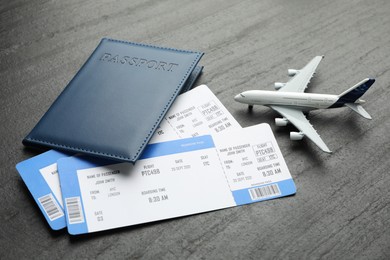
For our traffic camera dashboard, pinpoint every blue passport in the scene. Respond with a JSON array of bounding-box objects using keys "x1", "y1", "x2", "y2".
[{"x1": 23, "y1": 38, "x2": 203, "y2": 163}]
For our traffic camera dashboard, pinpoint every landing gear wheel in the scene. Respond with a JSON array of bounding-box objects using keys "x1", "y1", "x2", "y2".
[{"x1": 248, "y1": 105, "x2": 253, "y2": 110}]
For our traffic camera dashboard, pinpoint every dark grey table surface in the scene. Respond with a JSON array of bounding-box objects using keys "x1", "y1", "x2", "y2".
[{"x1": 1, "y1": 0, "x2": 389, "y2": 259}]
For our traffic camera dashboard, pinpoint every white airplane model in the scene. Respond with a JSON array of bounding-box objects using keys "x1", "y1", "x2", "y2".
[{"x1": 234, "y1": 56, "x2": 375, "y2": 153}]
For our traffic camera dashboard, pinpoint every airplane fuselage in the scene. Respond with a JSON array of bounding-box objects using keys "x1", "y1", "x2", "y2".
[{"x1": 234, "y1": 90, "x2": 341, "y2": 111}]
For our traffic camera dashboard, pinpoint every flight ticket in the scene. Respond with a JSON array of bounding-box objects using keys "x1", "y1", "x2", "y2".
[
  {"x1": 16, "y1": 85, "x2": 241, "y2": 230},
  {"x1": 58, "y1": 124, "x2": 296, "y2": 235}
]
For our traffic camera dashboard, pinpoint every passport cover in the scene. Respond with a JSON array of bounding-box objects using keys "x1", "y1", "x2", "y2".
[{"x1": 23, "y1": 38, "x2": 203, "y2": 163}]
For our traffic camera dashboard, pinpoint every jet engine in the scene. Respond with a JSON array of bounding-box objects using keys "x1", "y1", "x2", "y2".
[
  {"x1": 275, "y1": 118, "x2": 289, "y2": 127},
  {"x1": 290, "y1": 132, "x2": 304, "y2": 140},
  {"x1": 274, "y1": 82, "x2": 286, "y2": 90},
  {"x1": 288, "y1": 69, "x2": 299, "y2": 77}
]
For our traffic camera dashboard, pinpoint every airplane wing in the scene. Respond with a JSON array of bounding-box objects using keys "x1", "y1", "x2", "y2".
[
  {"x1": 270, "y1": 105, "x2": 332, "y2": 153},
  {"x1": 279, "y1": 56, "x2": 324, "y2": 93}
]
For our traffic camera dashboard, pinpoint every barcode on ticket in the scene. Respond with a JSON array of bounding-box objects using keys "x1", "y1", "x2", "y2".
[
  {"x1": 65, "y1": 197, "x2": 84, "y2": 224},
  {"x1": 249, "y1": 184, "x2": 281, "y2": 200},
  {"x1": 38, "y1": 193, "x2": 64, "y2": 221}
]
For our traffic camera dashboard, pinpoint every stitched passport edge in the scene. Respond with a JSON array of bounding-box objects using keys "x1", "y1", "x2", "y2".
[
  {"x1": 25, "y1": 38, "x2": 203, "y2": 162},
  {"x1": 184, "y1": 66, "x2": 203, "y2": 92}
]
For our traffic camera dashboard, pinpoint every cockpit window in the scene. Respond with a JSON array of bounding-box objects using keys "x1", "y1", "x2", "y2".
[{"x1": 240, "y1": 93, "x2": 245, "y2": 97}]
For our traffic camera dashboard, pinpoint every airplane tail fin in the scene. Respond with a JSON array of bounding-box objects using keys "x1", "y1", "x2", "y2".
[
  {"x1": 336, "y1": 78, "x2": 375, "y2": 119},
  {"x1": 338, "y1": 78, "x2": 375, "y2": 103}
]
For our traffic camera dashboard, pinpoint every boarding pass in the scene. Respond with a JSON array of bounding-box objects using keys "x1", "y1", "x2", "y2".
[
  {"x1": 58, "y1": 124, "x2": 295, "y2": 235},
  {"x1": 16, "y1": 85, "x2": 241, "y2": 230}
]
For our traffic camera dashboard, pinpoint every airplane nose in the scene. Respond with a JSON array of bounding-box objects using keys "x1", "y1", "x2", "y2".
[{"x1": 234, "y1": 94, "x2": 241, "y2": 101}]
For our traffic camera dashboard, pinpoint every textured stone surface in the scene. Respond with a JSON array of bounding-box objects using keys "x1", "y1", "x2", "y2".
[{"x1": 1, "y1": 0, "x2": 390, "y2": 259}]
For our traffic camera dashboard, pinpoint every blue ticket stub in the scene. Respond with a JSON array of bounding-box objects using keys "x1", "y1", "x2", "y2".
[
  {"x1": 58, "y1": 124, "x2": 296, "y2": 235},
  {"x1": 16, "y1": 150, "x2": 72, "y2": 230}
]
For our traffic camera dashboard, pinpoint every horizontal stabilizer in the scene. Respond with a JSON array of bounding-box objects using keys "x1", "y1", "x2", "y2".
[{"x1": 345, "y1": 103, "x2": 372, "y2": 119}]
